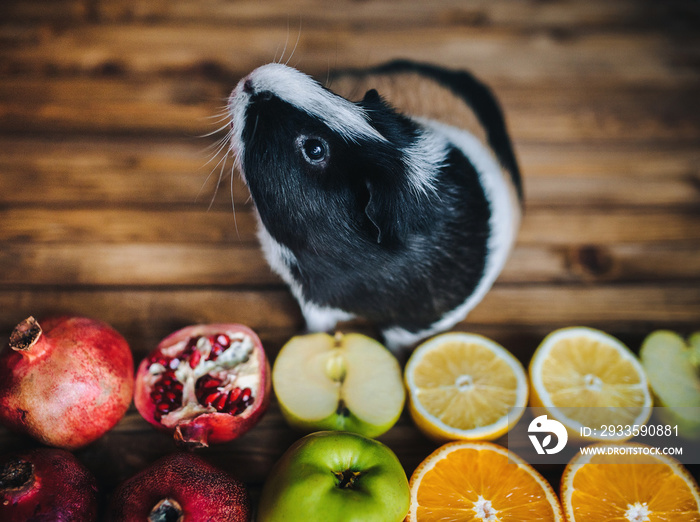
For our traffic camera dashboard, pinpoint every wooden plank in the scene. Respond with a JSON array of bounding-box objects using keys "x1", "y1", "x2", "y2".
[
  {"x1": 0, "y1": 137, "x2": 246, "y2": 206},
  {"x1": 1, "y1": 25, "x2": 697, "y2": 86},
  {"x1": 0, "y1": 77, "x2": 223, "y2": 135},
  {"x1": 1, "y1": 77, "x2": 699, "y2": 143},
  {"x1": 1, "y1": 243, "x2": 699, "y2": 287},
  {"x1": 518, "y1": 209, "x2": 700, "y2": 245},
  {"x1": 0, "y1": 288, "x2": 302, "y2": 357},
  {"x1": 2, "y1": 207, "x2": 699, "y2": 245},
  {"x1": 0, "y1": 284, "x2": 696, "y2": 355},
  {"x1": 469, "y1": 284, "x2": 700, "y2": 327},
  {"x1": 0, "y1": 0, "x2": 89, "y2": 22},
  {"x1": 504, "y1": 244, "x2": 700, "y2": 284},
  {"x1": 2, "y1": 0, "x2": 691, "y2": 38},
  {"x1": 0, "y1": 208, "x2": 258, "y2": 244},
  {"x1": 520, "y1": 142, "x2": 700, "y2": 179},
  {"x1": 92, "y1": 0, "x2": 668, "y2": 32},
  {"x1": 519, "y1": 143, "x2": 700, "y2": 208},
  {"x1": 0, "y1": 244, "x2": 278, "y2": 287},
  {"x1": 1, "y1": 138, "x2": 698, "y2": 208},
  {"x1": 523, "y1": 175, "x2": 700, "y2": 208}
]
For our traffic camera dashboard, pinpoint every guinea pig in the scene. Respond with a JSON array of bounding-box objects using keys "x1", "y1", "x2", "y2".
[{"x1": 226, "y1": 60, "x2": 522, "y2": 350}]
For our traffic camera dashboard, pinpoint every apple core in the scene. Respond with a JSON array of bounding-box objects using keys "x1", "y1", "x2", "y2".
[{"x1": 333, "y1": 469, "x2": 361, "y2": 489}]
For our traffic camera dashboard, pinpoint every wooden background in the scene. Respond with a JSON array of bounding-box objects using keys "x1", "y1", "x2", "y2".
[{"x1": 1, "y1": 0, "x2": 699, "y2": 515}]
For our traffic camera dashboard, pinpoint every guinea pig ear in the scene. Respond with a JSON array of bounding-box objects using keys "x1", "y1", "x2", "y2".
[
  {"x1": 364, "y1": 179, "x2": 384, "y2": 244},
  {"x1": 364, "y1": 178, "x2": 411, "y2": 245},
  {"x1": 362, "y1": 89, "x2": 382, "y2": 104}
]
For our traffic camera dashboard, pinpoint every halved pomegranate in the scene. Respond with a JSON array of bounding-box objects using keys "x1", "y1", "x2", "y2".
[{"x1": 134, "y1": 323, "x2": 270, "y2": 447}]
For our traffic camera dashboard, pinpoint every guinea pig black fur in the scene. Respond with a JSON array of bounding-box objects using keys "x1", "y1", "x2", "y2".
[{"x1": 227, "y1": 60, "x2": 522, "y2": 350}]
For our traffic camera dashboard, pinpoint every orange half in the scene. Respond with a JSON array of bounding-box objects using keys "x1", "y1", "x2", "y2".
[
  {"x1": 407, "y1": 441, "x2": 563, "y2": 521},
  {"x1": 561, "y1": 442, "x2": 700, "y2": 521}
]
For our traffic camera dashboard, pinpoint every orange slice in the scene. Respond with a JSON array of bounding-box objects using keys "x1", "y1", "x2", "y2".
[
  {"x1": 529, "y1": 327, "x2": 652, "y2": 440},
  {"x1": 404, "y1": 332, "x2": 528, "y2": 442},
  {"x1": 407, "y1": 441, "x2": 564, "y2": 521},
  {"x1": 561, "y1": 442, "x2": 700, "y2": 521}
]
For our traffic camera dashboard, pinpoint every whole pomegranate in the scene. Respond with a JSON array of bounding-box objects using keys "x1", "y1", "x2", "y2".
[
  {"x1": 106, "y1": 452, "x2": 250, "y2": 521},
  {"x1": 0, "y1": 316, "x2": 134, "y2": 449},
  {"x1": 0, "y1": 448, "x2": 98, "y2": 521},
  {"x1": 134, "y1": 323, "x2": 270, "y2": 447}
]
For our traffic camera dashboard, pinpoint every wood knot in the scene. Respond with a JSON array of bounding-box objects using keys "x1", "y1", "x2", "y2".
[{"x1": 571, "y1": 245, "x2": 613, "y2": 278}]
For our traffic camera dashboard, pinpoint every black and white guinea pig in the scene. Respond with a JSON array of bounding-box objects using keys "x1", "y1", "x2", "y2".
[{"x1": 227, "y1": 60, "x2": 522, "y2": 350}]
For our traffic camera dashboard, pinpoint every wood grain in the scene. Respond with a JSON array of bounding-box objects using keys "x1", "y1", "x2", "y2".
[
  {"x1": 3, "y1": 206, "x2": 699, "y2": 245},
  {"x1": 2, "y1": 78, "x2": 699, "y2": 143},
  {"x1": 1, "y1": 138, "x2": 698, "y2": 208}
]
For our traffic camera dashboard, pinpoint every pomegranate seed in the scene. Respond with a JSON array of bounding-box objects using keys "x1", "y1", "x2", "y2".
[
  {"x1": 229, "y1": 388, "x2": 242, "y2": 402},
  {"x1": 212, "y1": 393, "x2": 228, "y2": 412},
  {"x1": 149, "y1": 354, "x2": 168, "y2": 366},
  {"x1": 189, "y1": 350, "x2": 202, "y2": 369},
  {"x1": 151, "y1": 370, "x2": 184, "y2": 424},
  {"x1": 206, "y1": 333, "x2": 231, "y2": 361},
  {"x1": 201, "y1": 392, "x2": 219, "y2": 406},
  {"x1": 241, "y1": 388, "x2": 251, "y2": 402},
  {"x1": 199, "y1": 375, "x2": 222, "y2": 388}
]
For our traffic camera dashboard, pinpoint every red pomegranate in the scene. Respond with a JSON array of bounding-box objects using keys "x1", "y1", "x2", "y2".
[
  {"x1": 134, "y1": 323, "x2": 270, "y2": 447},
  {"x1": 0, "y1": 448, "x2": 98, "y2": 521},
  {"x1": 0, "y1": 316, "x2": 134, "y2": 450},
  {"x1": 106, "y1": 452, "x2": 250, "y2": 521}
]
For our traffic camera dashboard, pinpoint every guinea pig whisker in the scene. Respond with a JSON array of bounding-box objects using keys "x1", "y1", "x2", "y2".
[
  {"x1": 249, "y1": 114, "x2": 260, "y2": 143},
  {"x1": 200, "y1": 134, "x2": 234, "y2": 169},
  {"x1": 201, "y1": 109, "x2": 229, "y2": 121},
  {"x1": 284, "y1": 18, "x2": 302, "y2": 67},
  {"x1": 198, "y1": 119, "x2": 233, "y2": 139},
  {"x1": 208, "y1": 151, "x2": 231, "y2": 211},
  {"x1": 196, "y1": 125, "x2": 235, "y2": 208},
  {"x1": 199, "y1": 138, "x2": 233, "y2": 209},
  {"x1": 229, "y1": 154, "x2": 242, "y2": 240},
  {"x1": 275, "y1": 18, "x2": 291, "y2": 65},
  {"x1": 211, "y1": 129, "x2": 235, "y2": 158}
]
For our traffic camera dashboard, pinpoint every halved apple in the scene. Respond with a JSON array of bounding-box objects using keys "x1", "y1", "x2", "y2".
[
  {"x1": 272, "y1": 332, "x2": 405, "y2": 438},
  {"x1": 640, "y1": 330, "x2": 700, "y2": 439}
]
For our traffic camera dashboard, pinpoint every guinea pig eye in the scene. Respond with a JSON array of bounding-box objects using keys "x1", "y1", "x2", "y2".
[{"x1": 299, "y1": 137, "x2": 329, "y2": 165}]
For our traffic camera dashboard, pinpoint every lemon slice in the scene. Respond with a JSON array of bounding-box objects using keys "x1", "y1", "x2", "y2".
[
  {"x1": 405, "y1": 332, "x2": 528, "y2": 442},
  {"x1": 529, "y1": 327, "x2": 652, "y2": 440}
]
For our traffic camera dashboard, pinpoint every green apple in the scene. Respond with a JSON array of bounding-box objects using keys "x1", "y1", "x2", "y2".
[
  {"x1": 257, "y1": 431, "x2": 410, "y2": 522},
  {"x1": 640, "y1": 330, "x2": 700, "y2": 439},
  {"x1": 272, "y1": 332, "x2": 405, "y2": 438}
]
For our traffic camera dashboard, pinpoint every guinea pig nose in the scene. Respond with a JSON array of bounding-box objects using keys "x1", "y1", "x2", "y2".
[{"x1": 243, "y1": 78, "x2": 254, "y2": 94}]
